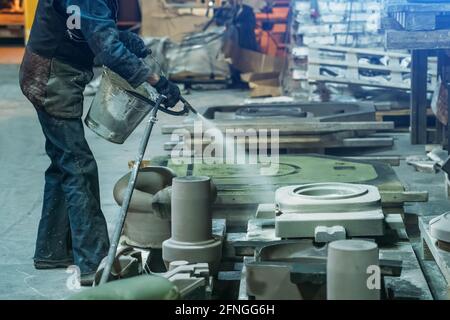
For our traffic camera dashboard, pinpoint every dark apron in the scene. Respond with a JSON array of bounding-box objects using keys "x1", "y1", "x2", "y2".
[{"x1": 20, "y1": 49, "x2": 93, "y2": 119}]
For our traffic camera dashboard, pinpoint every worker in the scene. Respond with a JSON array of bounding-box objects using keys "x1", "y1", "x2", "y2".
[
  {"x1": 231, "y1": 0, "x2": 258, "y2": 51},
  {"x1": 19, "y1": 0, "x2": 181, "y2": 286},
  {"x1": 217, "y1": 0, "x2": 258, "y2": 88},
  {"x1": 216, "y1": 0, "x2": 258, "y2": 51}
]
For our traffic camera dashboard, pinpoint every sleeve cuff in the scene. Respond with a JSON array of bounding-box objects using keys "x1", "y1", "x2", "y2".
[{"x1": 127, "y1": 62, "x2": 152, "y2": 88}]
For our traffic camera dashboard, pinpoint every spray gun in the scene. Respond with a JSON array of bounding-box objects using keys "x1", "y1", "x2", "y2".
[
  {"x1": 128, "y1": 50, "x2": 199, "y2": 116},
  {"x1": 98, "y1": 90, "x2": 198, "y2": 285},
  {"x1": 96, "y1": 59, "x2": 198, "y2": 285},
  {"x1": 126, "y1": 89, "x2": 199, "y2": 116},
  {"x1": 180, "y1": 96, "x2": 199, "y2": 115}
]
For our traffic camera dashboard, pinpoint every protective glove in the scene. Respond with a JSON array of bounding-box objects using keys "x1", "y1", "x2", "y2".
[
  {"x1": 119, "y1": 31, "x2": 151, "y2": 59},
  {"x1": 153, "y1": 76, "x2": 181, "y2": 109}
]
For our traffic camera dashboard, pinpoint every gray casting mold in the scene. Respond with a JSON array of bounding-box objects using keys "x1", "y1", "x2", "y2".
[
  {"x1": 162, "y1": 176, "x2": 222, "y2": 275},
  {"x1": 161, "y1": 261, "x2": 211, "y2": 299},
  {"x1": 429, "y1": 212, "x2": 450, "y2": 250},
  {"x1": 151, "y1": 181, "x2": 218, "y2": 219},
  {"x1": 246, "y1": 240, "x2": 327, "y2": 300},
  {"x1": 200, "y1": 101, "x2": 376, "y2": 122},
  {"x1": 114, "y1": 166, "x2": 176, "y2": 249},
  {"x1": 327, "y1": 240, "x2": 380, "y2": 300},
  {"x1": 275, "y1": 182, "x2": 385, "y2": 238}
]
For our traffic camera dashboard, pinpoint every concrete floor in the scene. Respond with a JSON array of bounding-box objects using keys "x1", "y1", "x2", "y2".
[
  {"x1": 0, "y1": 46, "x2": 23, "y2": 64},
  {"x1": 1, "y1": 59, "x2": 449, "y2": 299}
]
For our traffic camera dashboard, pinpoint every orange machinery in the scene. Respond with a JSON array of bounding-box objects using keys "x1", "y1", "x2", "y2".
[
  {"x1": 255, "y1": 1, "x2": 290, "y2": 57},
  {"x1": 0, "y1": 0, "x2": 26, "y2": 39}
]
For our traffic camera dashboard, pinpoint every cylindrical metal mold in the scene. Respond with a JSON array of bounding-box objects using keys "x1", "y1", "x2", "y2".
[
  {"x1": 113, "y1": 167, "x2": 175, "y2": 249},
  {"x1": 162, "y1": 176, "x2": 222, "y2": 275},
  {"x1": 327, "y1": 240, "x2": 380, "y2": 300},
  {"x1": 171, "y1": 176, "x2": 212, "y2": 243}
]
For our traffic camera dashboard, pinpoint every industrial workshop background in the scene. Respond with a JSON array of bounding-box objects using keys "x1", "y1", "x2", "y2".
[{"x1": 0, "y1": 0, "x2": 450, "y2": 306}]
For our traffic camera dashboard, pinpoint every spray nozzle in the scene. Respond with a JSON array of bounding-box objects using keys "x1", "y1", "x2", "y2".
[
  {"x1": 180, "y1": 96, "x2": 199, "y2": 115},
  {"x1": 126, "y1": 90, "x2": 199, "y2": 117}
]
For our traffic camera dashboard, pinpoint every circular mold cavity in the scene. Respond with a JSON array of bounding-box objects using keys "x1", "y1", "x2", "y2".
[
  {"x1": 329, "y1": 239, "x2": 378, "y2": 252},
  {"x1": 174, "y1": 176, "x2": 210, "y2": 183},
  {"x1": 291, "y1": 183, "x2": 368, "y2": 200},
  {"x1": 257, "y1": 240, "x2": 327, "y2": 263}
]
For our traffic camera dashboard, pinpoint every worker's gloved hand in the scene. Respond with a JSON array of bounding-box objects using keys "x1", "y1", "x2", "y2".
[
  {"x1": 153, "y1": 76, "x2": 181, "y2": 109},
  {"x1": 119, "y1": 31, "x2": 151, "y2": 59}
]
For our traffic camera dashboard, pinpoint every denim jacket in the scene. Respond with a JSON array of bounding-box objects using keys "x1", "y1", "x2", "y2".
[
  {"x1": 63, "y1": 0, "x2": 150, "y2": 87},
  {"x1": 26, "y1": 0, "x2": 150, "y2": 88},
  {"x1": 20, "y1": 0, "x2": 150, "y2": 117}
]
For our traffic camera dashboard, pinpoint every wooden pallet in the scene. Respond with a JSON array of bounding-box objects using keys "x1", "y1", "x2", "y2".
[
  {"x1": 164, "y1": 134, "x2": 394, "y2": 152},
  {"x1": 164, "y1": 0, "x2": 210, "y2": 9},
  {"x1": 202, "y1": 101, "x2": 377, "y2": 122},
  {"x1": 386, "y1": 29, "x2": 450, "y2": 50},
  {"x1": 377, "y1": 107, "x2": 416, "y2": 119},
  {"x1": 375, "y1": 108, "x2": 433, "y2": 122},
  {"x1": 0, "y1": 12, "x2": 23, "y2": 26},
  {"x1": 307, "y1": 45, "x2": 437, "y2": 92},
  {"x1": 161, "y1": 120, "x2": 395, "y2": 135},
  {"x1": 384, "y1": 0, "x2": 450, "y2": 50},
  {"x1": 386, "y1": 0, "x2": 450, "y2": 31},
  {"x1": 377, "y1": 109, "x2": 409, "y2": 124},
  {"x1": 419, "y1": 216, "x2": 450, "y2": 299},
  {"x1": 163, "y1": 119, "x2": 396, "y2": 154}
]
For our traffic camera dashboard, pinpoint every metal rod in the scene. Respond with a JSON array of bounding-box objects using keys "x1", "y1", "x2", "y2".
[
  {"x1": 99, "y1": 94, "x2": 165, "y2": 285},
  {"x1": 410, "y1": 50, "x2": 428, "y2": 145}
]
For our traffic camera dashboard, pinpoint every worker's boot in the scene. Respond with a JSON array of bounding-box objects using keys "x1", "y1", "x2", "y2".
[
  {"x1": 34, "y1": 259, "x2": 74, "y2": 270},
  {"x1": 80, "y1": 272, "x2": 96, "y2": 287}
]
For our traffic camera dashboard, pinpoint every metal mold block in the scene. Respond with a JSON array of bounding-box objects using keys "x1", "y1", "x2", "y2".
[
  {"x1": 246, "y1": 241, "x2": 327, "y2": 300},
  {"x1": 275, "y1": 183, "x2": 384, "y2": 238},
  {"x1": 430, "y1": 212, "x2": 450, "y2": 244}
]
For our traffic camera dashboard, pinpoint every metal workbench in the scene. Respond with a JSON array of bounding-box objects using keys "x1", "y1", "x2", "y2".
[{"x1": 226, "y1": 216, "x2": 433, "y2": 300}]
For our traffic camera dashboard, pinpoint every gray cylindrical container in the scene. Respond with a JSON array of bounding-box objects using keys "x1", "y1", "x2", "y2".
[
  {"x1": 171, "y1": 176, "x2": 212, "y2": 242},
  {"x1": 85, "y1": 68, "x2": 157, "y2": 144},
  {"x1": 162, "y1": 176, "x2": 222, "y2": 275},
  {"x1": 327, "y1": 240, "x2": 380, "y2": 300}
]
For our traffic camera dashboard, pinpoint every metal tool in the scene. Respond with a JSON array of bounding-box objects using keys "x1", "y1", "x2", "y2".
[
  {"x1": 180, "y1": 96, "x2": 199, "y2": 115},
  {"x1": 98, "y1": 94, "x2": 164, "y2": 285},
  {"x1": 99, "y1": 93, "x2": 197, "y2": 285}
]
